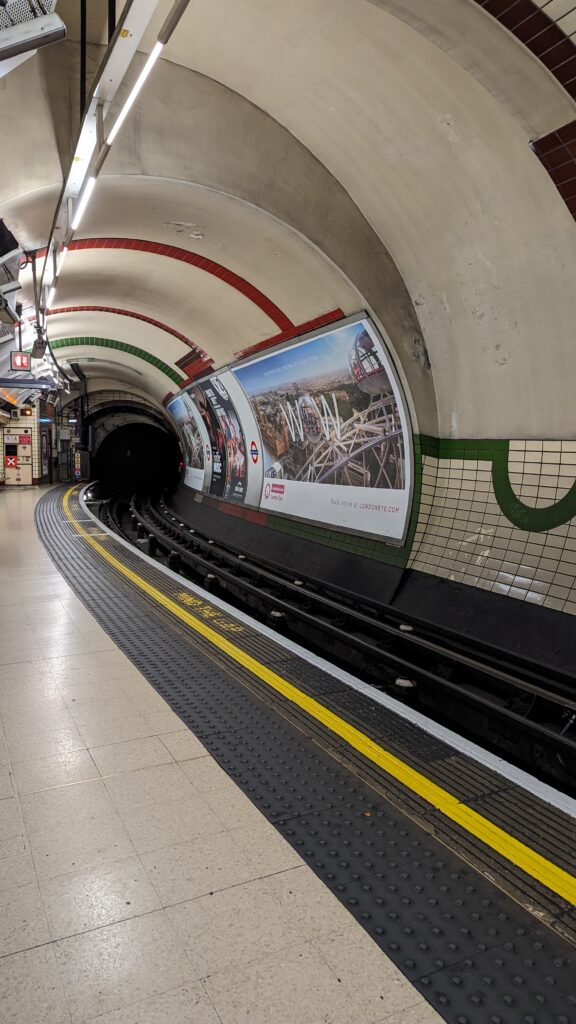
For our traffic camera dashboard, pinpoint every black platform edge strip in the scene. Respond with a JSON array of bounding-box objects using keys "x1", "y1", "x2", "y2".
[
  {"x1": 35, "y1": 486, "x2": 576, "y2": 1024},
  {"x1": 90, "y1": 492, "x2": 576, "y2": 936}
]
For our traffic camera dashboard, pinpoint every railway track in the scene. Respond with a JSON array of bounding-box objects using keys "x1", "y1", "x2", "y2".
[{"x1": 92, "y1": 488, "x2": 576, "y2": 792}]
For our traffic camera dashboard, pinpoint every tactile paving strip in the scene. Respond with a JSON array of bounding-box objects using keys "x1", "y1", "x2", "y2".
[{"x1": 35, "y1": 488, "x2": 576, "y2": 1024}]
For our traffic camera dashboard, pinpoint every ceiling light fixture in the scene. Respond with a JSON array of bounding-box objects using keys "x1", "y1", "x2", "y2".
[
  {"x1": 105, "y1": 0, "x2": 190, "y2": 146},
  {"x1": 55, "y1": 245, "x2": 68, "y2": 276},
  {"x1": 39, "y1": 0, "x2": 191, "y2": 310},
  {"x1": 106, "y1": 41, "x2": 163, "y2": 144},
  {"x1": 71, "y1": 176, "x2": 97, "y2": 231},
  {"x1": 46, "y1": 285, "x2": 56, "y2": 310}
]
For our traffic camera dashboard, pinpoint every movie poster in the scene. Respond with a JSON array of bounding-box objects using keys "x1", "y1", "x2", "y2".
[
  {"x1": 167, "y1": 392, "x2": 208, "y2": 492},
  {"x1": 191, "y1": 374, "x2": 248, "y2": 503},
  {"x1": 233, "y1": 316, "x2": 412, "y2": 541}
]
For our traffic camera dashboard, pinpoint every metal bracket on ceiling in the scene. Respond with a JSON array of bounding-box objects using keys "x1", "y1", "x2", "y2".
[{"x1": 96, "y1": 101, "x2": 105, "y2": 152}]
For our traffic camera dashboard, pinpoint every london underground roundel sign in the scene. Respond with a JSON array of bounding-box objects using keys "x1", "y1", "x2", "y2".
[{"x1": 250, "y1": 441, "x2": 259, "y2": 464}]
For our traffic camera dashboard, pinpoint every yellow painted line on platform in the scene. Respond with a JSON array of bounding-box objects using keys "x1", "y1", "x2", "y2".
[{"x1": 63, "y1": 487, "x2": 576, "y2": 906}]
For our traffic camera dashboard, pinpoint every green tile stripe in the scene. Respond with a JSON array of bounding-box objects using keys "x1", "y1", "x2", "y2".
[
  {"x1": 420, "y1": 436, "x2": 576, "y2": 532},
  {"x1": 48, "y1": 337, "x2": 185, "y2": 386},
  {"x1": 26, "y1": 330, "x2": 576, "y2": 540},
  {"x1": 279, "y1": 433, "x2": 576, "y2": 559},
  {"x1": 492, "y1": 459, "x2": 576, "y2": 532},
  {"x1": 265, "y1": 437, "x2": 424, "y2": 567}
]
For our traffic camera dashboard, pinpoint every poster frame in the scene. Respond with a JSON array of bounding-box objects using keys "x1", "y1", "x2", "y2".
[
  {"x1": 177, "y1": 312, "x2": 415, "y2": 546},
  {"x1": 189, "y1": 371, "x2": 263, "y2": 507},
  {"x1": 167, "y1": 391, "x2": 212, "y2": 493}
]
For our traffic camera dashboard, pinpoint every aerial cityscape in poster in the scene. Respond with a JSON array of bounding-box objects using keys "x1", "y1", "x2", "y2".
[{"x1": 233, "y1": 321, "x2": 405, "y2": 492}]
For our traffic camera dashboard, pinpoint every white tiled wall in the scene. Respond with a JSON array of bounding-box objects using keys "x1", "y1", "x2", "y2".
[
  {"x1": 409, "y1": 442, "x2": 576, "y2": 615},
  {"x1": 508, "y1": 441, "x2": 576, "y2": 506}
]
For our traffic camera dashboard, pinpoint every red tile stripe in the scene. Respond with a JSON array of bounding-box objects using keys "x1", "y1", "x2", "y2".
[
  {"x1": 472, "y1": 0, "x2": 576, "y2": 100},
  {"x1": 175, "y1": 309, "x2": 346, "y2": 389},
  {"x1": 532, "y1": 119, "x2": 576, "y2": 221},
  {"x1": 175, "y1": 351, "x2": 214, "y2": 372},
  {"x1": 177, "y1": 356, "x2": 216, "y2": 388},
  {"x1": 473, "y1": 1, "x2": 576, "y2": 222},
  {"x1": 234, "y1": 308, "x2": 345, "y2": 360},
  {"x1": 46, "y1": 305, "x2": 210, "y2": 360},
  {"x1": 206, "y1": 494, "x2": 268, "y2": 525},
  {"x1": 61, "y1": 238, "x2": 294, "y2": 332}
]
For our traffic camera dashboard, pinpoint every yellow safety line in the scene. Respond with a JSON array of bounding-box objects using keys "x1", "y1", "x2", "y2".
[{"x1": 63, "y1": 486, "x2": 576, "y2": 905}]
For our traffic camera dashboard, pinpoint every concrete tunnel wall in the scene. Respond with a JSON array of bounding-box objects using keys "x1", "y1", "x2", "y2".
[{"x1": 1, "y1": 2, "x2": 576, "y2": 618}]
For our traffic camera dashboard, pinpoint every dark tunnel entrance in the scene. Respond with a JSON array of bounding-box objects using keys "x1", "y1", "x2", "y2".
[{"x1": 92, "y1": 423, "x2": 182, "y2": 496}]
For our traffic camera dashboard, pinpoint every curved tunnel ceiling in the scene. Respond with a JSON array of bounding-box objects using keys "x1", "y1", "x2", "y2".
[{"x1": 0, "y1": 0, "x2": 575, "y2": 438}]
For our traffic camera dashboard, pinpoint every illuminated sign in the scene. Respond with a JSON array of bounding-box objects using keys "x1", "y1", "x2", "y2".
[{"x1": 10, "y1": 351, "x2": 30, "y2": 372}]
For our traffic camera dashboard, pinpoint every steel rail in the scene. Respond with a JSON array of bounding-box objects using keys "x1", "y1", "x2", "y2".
[
  {"x1": 94, "y1": 489, "x2": 576, "y2": 787},
  {"x1": 138, "y1": 496, "x2": 576, "y2": 705}
]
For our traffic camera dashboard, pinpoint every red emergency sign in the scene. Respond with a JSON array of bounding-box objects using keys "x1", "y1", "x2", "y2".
[
  {"x1": 4, "y1": 456, "x2": 18, "y2": 468},
  {"x1": 18, "y1": 436, "x2": 31, "y2": 445},
  {"x1": 10, "y1": 351, "x2": 30, "y2": 372}
]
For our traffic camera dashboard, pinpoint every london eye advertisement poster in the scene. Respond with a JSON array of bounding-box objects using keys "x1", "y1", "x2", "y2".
[{"x1": 232, "y1": 316, "x2": 412, "y2": 541}]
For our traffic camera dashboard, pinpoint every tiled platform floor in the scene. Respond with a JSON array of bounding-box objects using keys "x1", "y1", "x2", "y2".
[{"x1": 0, "y1": 487, "x2": 443, "y2": 1024}]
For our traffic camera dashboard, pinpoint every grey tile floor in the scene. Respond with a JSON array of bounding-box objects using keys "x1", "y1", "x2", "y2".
[{"x1": 0, "y1": 486, "x2": 443, "y2": 1024}]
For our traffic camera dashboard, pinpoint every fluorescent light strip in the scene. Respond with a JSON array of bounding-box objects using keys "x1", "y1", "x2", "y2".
[
  {"x1": 46, "y1": 285, "x2": 56, "y2": 309},
  {"x1": 71, "y1": 176, "x2": 97, "y2": 231},
  {"x1": 106, "y1": 41, "x2": 163, "y2": 144},
  {"x1": 56, "y1": 245, "x2": 68, "y2": 276}
]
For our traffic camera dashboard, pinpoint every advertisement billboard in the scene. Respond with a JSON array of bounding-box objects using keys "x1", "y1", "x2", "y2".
[
  {"x1": 232, "y1": 316, "x2": 412, "y2": 541},
  {"x1": 167, "y1": 392, "x2": 209, "y2": 492},
  {"x1": 189, "y1": 373, "x2": 251, "y2": 504},
  {"x1": 216, "y1": 371, "x2": 264, "y2": 508}
]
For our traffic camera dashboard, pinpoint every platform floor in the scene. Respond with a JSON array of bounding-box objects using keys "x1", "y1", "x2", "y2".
[{"x1": 0, "y1": 486, "x2": 444, "y2": 1023}]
